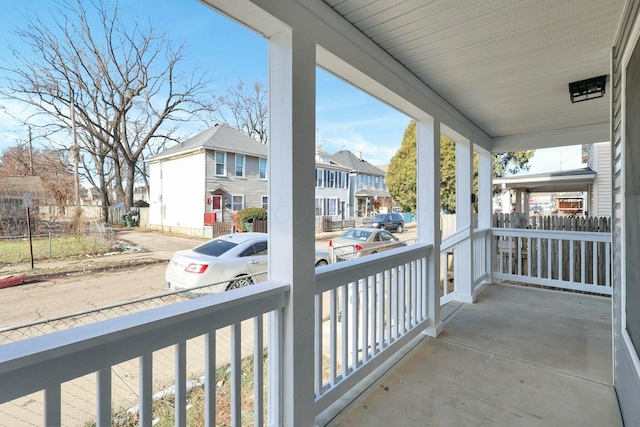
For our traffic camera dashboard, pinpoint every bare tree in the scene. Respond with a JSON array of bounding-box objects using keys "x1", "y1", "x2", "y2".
[
  {"x1": 0, "y1": 143, "x2": 75, "y2": 212},
  {"x1": 212, "y1": 79, "x2": 268, "y2": 144},
  {"x1": 0, "y1": 0, "x2": 213, "y2": 219}
]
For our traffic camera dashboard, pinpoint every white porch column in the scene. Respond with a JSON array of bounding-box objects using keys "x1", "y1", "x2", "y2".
[
  {"x1": 523, "y1": 191, "x2": 530, "y2": 220},
  {"x1": 418, "y1": 118, "x2": 442, "y2": 337},
  {"x1": 501, "y1": 186, "x2": 511, "y2": 213},
  {"x1": 268, "y1": 28, "x2": 316, "y2": 427},
  {"x1": 455, "y1": 136, "x2": 475, "y2": 303},
  {"x1": 514, "y1": 190, "x2": 522, "y2": 213},
  {"x1": 477, "y1": 148, "x2": 492, "y2": 229},
  {"x1": 477, "y1": 148, "x2": 493, "y2": 283}
]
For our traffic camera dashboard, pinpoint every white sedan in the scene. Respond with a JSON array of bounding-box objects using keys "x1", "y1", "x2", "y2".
[{"x1": 165, "y1": 232, "x2": 331, "y2": 293}]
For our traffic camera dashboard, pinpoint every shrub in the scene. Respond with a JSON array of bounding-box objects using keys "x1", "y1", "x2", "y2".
[{"x1": 235, "y1": 207, "x2": 267, "y2": 232}]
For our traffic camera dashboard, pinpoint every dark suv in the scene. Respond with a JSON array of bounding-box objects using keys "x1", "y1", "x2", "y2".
[{"x1": 363, "y1": 213, "x2": 405, "y2": 232}]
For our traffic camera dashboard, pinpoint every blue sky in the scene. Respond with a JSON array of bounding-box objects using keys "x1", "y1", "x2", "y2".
[
  {"x1": 0, "y1": 0, "x2": 584, "y2": 173},
  {"x1": 0, "y1": 0, "x2": 410, "y2": 167}
]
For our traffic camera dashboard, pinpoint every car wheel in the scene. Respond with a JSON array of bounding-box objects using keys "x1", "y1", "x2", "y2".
[
  {"x1": 315, "y1": 260, "x2": 328, "y2": 267},
  {"x1": 226, "y1": 275, "x2": 254, "y2": 291},
  {"x1": 397, "y1": 224, "x2": 404, "y2": 233}
]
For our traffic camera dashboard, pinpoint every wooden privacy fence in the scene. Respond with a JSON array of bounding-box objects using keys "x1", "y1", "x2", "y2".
[
  {"x1": 320, "y1": 216, "x2": 356, "y2": 232},
  {"x1": 493, "y1": 213, "x2": 611, "y2": 232}
]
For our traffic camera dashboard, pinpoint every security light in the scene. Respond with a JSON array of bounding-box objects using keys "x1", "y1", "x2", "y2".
[{"x1": 569, "y1": 75, "x2": 607, "y2": 103}]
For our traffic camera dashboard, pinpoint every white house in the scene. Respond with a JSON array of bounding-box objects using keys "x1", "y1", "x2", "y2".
[
  {"x1": 331, "y1": 150, "x2": 392, "y2": 217},
  {"x1": 147, "y1": 123, "x2": 268, "y2": 236},
  {"x1": 314, "y1": 147, "x2": 351, "y2": 219}
]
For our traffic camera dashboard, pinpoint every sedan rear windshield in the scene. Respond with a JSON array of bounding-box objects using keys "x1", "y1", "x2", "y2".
[
  {"x1": 341, "y1": 229, "x2": 372, "y2": 241},
  {"x1": 193, "y1": 239, "x2": 238, "y2": 257}
]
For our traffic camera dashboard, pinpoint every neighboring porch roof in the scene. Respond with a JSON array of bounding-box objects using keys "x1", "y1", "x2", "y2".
[
  {"x1": 493, "y1": 167, "x2": 596, "y2": 193},
  {"x1": 208, "y1": 185, "x2": 230, "y2": 193},
  {"x1": 354, "y1": 189, "x2": 392, "y2": 198}
]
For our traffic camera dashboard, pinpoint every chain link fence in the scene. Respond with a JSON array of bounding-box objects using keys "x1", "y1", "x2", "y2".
[
  {"x1": 0, "y1": 271, "x2": 268, "y2": 426},
  {"x1": 0, "y1": 222, "x2": 120, "y2": 267}
]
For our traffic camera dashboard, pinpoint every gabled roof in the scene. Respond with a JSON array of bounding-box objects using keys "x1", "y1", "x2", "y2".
[
  {"x1": 0, "y1": 176, "x2": 46, "y2": 198},
  {"x1": 331, "y1": 150, "x2": 386, "y2": 176},
  {"x1": 148, "y1": 123, "x2": 267, "y2": 162}
]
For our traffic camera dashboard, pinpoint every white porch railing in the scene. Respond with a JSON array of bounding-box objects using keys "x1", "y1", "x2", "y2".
[
  {"x1": 472, "y1": 228, "x2": 491, "y2": 288},
  {"x1": 0, "y1": 227, "x2": 612, "y2": 425},
  {"x1": 313, "y1": 244, "x2": 432, "y2": 416},
  {"x1": 0, "y1": 281, "x2": 288, "y2": 427},
  {"x1": 492, "y1": 228, "x2": 612, "y2": 295}
]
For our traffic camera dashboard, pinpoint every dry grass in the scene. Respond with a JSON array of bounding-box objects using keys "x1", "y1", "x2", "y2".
[
  {"x1": 0, "y1": 234, "x2": 114, "y2": 267},
  {"x1": 88, "y1": 351, "x2": 339, "y2": 426}
]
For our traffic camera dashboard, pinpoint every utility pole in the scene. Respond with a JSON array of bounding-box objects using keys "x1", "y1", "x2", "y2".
[
  {"x1": 70, "y1": 90, "x2": 80, "y2": 206},
  {"x1": 28, "y1": 126, "x2": 34, "y2": 175}
]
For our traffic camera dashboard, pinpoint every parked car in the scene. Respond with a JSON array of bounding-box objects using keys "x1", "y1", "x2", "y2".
[
  {"x1": 165, "y1": 232, "x2": 331, "y2": 293},
  {"x1": 329, "y1": 227, "x2": 407, "y2": 261},
  {"x1": 363, "y1": 213, "x2": 405, "y2": 232},
  {"x1": 531, "y1": 205, "x2": 543, "y2": 213}
]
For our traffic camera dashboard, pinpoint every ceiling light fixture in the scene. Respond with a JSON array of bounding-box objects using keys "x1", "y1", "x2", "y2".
[{"x1": 568, "y1": 75, "x2": 607, "y2": 103}]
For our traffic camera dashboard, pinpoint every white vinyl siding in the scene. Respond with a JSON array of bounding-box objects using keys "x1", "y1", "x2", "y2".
[{"x1": 613, "y1": 3, "x2": 640, "y2": 423}]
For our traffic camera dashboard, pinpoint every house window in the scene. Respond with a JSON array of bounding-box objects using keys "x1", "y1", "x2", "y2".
[
  {"x1": 328, "y1": 199, "x2": 337, "y2": 216},
  {"x1": 232, "y1": 195, "x2": 244, "y2": 211},
  {"x1": 315, "y1": 198, "x2": 322, "y2": 215},
  {"x1": 262, "y1": 196, "x2": 268, "y2": 210},
  {"x1": 215, "y1": 152, "x2": 226, "y2": 176},
  {"x1": 328, "y1": 171, "x2": 335, "y2": 188},
  {"x1": 357, "y1": 175, "x2": 363, "y2": 188},
  {"x1": 316, "y1": 169, "x2": 323, "y2": 187},
  {"x1": 259, "y1": 158, "x2": 267, "y2": 180},
  {"x1": 235, "y1": 154, "x2": 245, "y2": 177}
]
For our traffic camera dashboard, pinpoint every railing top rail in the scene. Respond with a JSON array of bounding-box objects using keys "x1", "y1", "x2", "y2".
[
  {"x1": 316, "y1": 243, "x2": 432, "y2": 294},
  {"x1": 0, "y1": 281, "x2": 288, "y2": 403},
  {"x1": 440, "y1": 226, "x2": 471, "y2": 253},
  {"x1": 472, "y1": 227, "x2": 491, "y2": 239},
  {"x1": 491, "y1": 227, "x2": 611, "y2": 242}
]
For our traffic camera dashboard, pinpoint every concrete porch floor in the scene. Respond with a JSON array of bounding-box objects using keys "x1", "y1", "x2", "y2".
[{"x1": 331, "y1": 283, "x2": 621, "y2": 427}]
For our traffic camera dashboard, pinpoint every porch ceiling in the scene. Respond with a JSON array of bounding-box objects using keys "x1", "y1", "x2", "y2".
[{"x1": 322, "y1": 0, "x2": 625, "y2": 149}]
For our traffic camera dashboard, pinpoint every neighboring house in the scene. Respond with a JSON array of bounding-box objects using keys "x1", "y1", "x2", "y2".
[
  {"x1": 133, "y1": 186, "x2": 149, "y2": 203},
  {"x1": 493, "y1": 142, "x2": 612, "y2": 218},
  {"x1": 80, "y1": 187, "x2": 102, "y2": 206},
  {"x1": 147, "y1": 123, "x2": 268, "y2": 236},
  {"x1": 0, "y1": 176, "x2": 46, "y2": 232},
  {"x1": 331, "y1": 150, "x2": 392, "y2": 217},
  {"x1": 586, "y1": 142, "x2": 611, "y2": 217},
  {"x1": 314, "y1": 147, "x2": 351, "y2": 220}
]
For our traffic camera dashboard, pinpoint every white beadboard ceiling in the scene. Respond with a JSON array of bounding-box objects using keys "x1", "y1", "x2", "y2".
[{"x1": 322, "y1": 0, "x2": 625, "y2": 141}]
